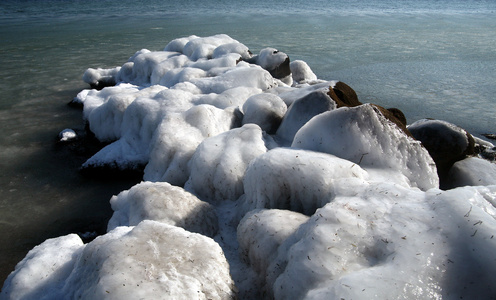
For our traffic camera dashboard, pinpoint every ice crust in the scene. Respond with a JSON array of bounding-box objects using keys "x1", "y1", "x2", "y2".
[{"x1": 3, "y1": 34, "x2": 496, "y2": 300}]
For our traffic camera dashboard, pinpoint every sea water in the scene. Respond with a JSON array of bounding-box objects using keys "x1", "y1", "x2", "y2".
[{"x1": 0, "y1": 0, "x2": 495, "y2": 283}]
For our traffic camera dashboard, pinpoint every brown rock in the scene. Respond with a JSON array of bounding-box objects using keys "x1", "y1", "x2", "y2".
[
  {"x1": 327, "y1": 81, "x2": 362, "y2": 108},
  {"x1": 371, "y1": 105, "x2": 412, "y2": 138}
]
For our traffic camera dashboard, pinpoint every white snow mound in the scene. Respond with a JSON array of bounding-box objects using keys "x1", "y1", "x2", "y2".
[
  {"x1": 107, "y1": 181, "x2": 218, "y2": 237},
  {"x1": 292, "y1": 103, "x2": 439, "y2": 190},
  {"x1": 2, "y1": 221, "x2": 236, "y2": 299}
]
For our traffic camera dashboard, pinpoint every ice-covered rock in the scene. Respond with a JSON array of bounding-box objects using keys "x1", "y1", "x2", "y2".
[
  {"x1": 82, "y1": 67, "x2": 120, "y2": 89},
  {"x1": 66, "y1": 221, "x2": 235, "y2": 299},
  {"x1": 0, "y1": 234, "x2": 84, "y2": 300},
  {"x1": 254, "y1": 48, "x2": 292, "y2": 85},
  {"x1": 292, "y1": 104, "x2": 439, "y2": 190},
  {"x1": 237, "y1": 209, "x2": 309, "y2": 288},
  {"x1": 107, "y1": 181, "x2": 218, "y2": 237},
  {"x1": 446, "y1": 157, "x2": 496, "y2": 188},
  {"x1": 241, "y1": 93, "x2": 287, "y2": 134},
  {"x1": 82, "y1": 84, "x2": 151, "y2": 142},
  {"x1": 2, "y1": 221, "x2": 236, "y2": 299},
  {"x1": 239, "y1": 148, "x2": 369, "y2": 216},
  {"x1": 290, "y1": 60, "x2": 318, "y2": 84},
  {"x1": 82, "y1": 96, "x2": 165, "y2": 172},
  {"x1": 276, "y1": 89, "x2": 336, "y2": 144},
  {"x1": 58, "y1": 128, "x2": 77, "y2": 142},
  {"x1": 189, "y1": 65, "x2": 276, "y2": 94},
  {"x1": 143, "y1": 104, "x2": 238, "y2": 185},
  {"x1": 117, "y1": 50, "x2": 181, "y2": 85},
  {"x1": 264, "y1": 181, "x2": 496, "y2": 300},
  {"x1": 408, "y1": 118, "x2": 475, "y2": 185},
  {"x1": 185, "y1": 124, "x2": 268, "y2": 204}
]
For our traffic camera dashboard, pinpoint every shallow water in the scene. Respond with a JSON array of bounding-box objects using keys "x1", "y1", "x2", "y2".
[{"x1": 0, "y1": 0, "x2": 495, "y2": 284}]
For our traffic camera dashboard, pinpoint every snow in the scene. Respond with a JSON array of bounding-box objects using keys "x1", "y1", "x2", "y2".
[
  {"x1": 58, "y1": 128, "x2": 77, "y2": 142},
  {"x1": 184, "y1": 124, "x2": 268, "y2": 204},
  {"x1": 446, "y1": 157, "x2": 496, "y2": 188},
  {"x1": 238, "y1": 148, "x2": 369, "y2": 217},
  {"x1": 241, "y1": 93, "x2": 287, "y2": 134},
  {"x1": 276, "y1": 89, "x2": 336, "y2": 144},
  {"x1": 1, "y1": 235, "x2": 83, "y2": 300},
  {"x1": 292, "y1": 104, "x2": 439, "y2": 191},
  {"x1": 267, "y1": 182, "x2": 496, "y2": 299},
  {"x1": 107, "y1": 181, "x2": 218, "y2": 237},
  {"x1": 290, "y1": 60, "x2": 318, "y2": 84},
  {"x1": 3, "y1": 34, "x2": 496, "y2": 300}
]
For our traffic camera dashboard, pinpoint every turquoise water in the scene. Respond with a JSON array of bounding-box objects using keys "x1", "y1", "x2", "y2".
[{"x1": 0, "y1": 0, "x2": 495, "y2": 284}]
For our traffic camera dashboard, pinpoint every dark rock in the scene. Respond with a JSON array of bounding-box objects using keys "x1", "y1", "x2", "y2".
[
  {"x1": 475, "y1": 144, "x2": 496, "y2": 162},
  {"x1": 326, "y1": 81, "x2": 410, "y2": 137},
  {"x1": 89, "y1": 81, "x2": 116, "y2": 90},
  {"x1": 482, "y1": 133, "x2": 496, "y2": 140},
  {"x1": 387, "y1": 107, "x2": 407, "y2": 127},
  {"x1": 267, "y1": 57, "x2": 291, "y2": 80},
  {"x1": 408, "y1": 119, "x2": 475, "y2": 188},
  {"x1": 372, "y1": 105, "x2": 412, "y2": 138},
  {"x1": 79, "y1": 162, "x2": 144, "y2": 181},
  {"x1": 327, "y1": 81, "x2": 362, "y2": 108},
  {"x1": 242, "y1": 49, "x2": 291, "y2": 80}
]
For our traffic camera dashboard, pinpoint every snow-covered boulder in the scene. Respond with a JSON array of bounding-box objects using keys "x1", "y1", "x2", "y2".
[
  {"x1": 0, "y1": 234, "x2": 84, "y2": 300},
  {"x1": 58, "y1": 128, "x2": 77, "y2": 142},
  {"x1": 238, "y1": 148, "x2": 369, "y2": 216},
  {"x1": 117, "y1": 50, "x2": 181, "y2": 85},
  {"x1": 292, "y1": 104, "x2": 439, "y2": 190},
  {"x1": 237, "y1": 209, "x2": 309, "y2": 287},
  {"x1": 241, "y1": 93, "x2": 287, "y2": 134},
  {"x1": 263, "y1": 181, "x2": 496, "y2": 300},
  {"x1": 107, "y1": 181, "x2": 218, "y2": 237},
  {"x1": 143, "y1": 104, "x2": 238, "y2": 185},
  {"x1": 446, "y1": 157, "x2": 496, "y2": 188},
  {"x1": 82, "y1": 96, "x2": 165, "y2": 172},
  {"x1": 2, "y1": 221, "x2": 236, "y2": 299},
  {"x1": 408, "y1": 119, "x2": 475, "y2": 182},
  {"x1": 276, "y1": 89, "x2": 336, "y2": 144},
  {"x1": 82, "y1": 67, "x2": 120, "y2": 89},
  {"x1": 256, "y1": 48, "x2": 292, "y2": 84},
  {"x1": 185, "y1": 124, "x2": 268, "y2": 204},
  {"x1": 290, "y1": 60, "x2": 318, "y2": 84}
]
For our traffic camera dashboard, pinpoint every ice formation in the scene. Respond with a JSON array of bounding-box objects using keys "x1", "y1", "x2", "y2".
[{"x1": 3, "y1": 34, "x2": 496, "y2": 300}]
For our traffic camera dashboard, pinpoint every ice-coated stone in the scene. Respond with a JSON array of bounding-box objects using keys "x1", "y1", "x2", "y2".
[
  {"x1": 1, "y1": 235, "x2": 84, "y2": 300},
  {"x1": 107, "y1": 181, "x2": 218, "y2": 237},
  {"x1": 292, "y1": 104, "x2": 439, "y2": 190},
  {"x1": 239, "y1": 148, "x2": 368, "y2": 216},
  {"x1": 185, "y1": 124, "x2": 268, "y2": 204},
  {"x1": 276, "y1": 89, "x2": 336, "y2": 144},
  {"x1": 144, "y1": 104, "x2": 238, "y2": 185},
  {"x1": 237, "y1": 209, "x2": 309, "y2": 285},
  {"x1": 408, "y1": 118, "x2": 475, "y2": 182},
  {"x1": 265, "y1": 181, "x2": 496, "y2": 300},
  {"x1": 290, "y1": 60, "x2": 318, "y2": 84},
  {"x1": 241, "y1": 93, "x2": 287, "y2": 134},
  {"x1": 446, "y1": 157, "x2": 496, "y2": 188}
]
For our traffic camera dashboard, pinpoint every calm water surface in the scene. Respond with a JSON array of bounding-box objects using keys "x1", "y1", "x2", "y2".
[{"x1": 0, "y1": 0, "x2": 495, "y2": 284}]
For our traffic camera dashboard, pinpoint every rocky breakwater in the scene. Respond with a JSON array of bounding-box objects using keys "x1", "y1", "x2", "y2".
[{"x1": 2, "y1": 34, "x2": 496, "y2": 300}]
